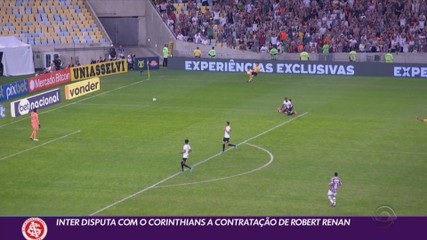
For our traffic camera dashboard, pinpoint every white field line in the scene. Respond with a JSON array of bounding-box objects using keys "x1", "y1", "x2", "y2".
[
  {"x1": 0, "y1": 79, "x2": 146, "y2": 129},
  {"x1": 89, "y1": 112, "x2": 309, "y2": 215},
  {"x1": 159, "y1": 142, "x2": 274, "y2": 188},
  {"x1": 241, "y1": 112, "x2": 308, "y2": 144},
  {"x1": 0, "y1": 130, "x2": 81, "y2": 161}
]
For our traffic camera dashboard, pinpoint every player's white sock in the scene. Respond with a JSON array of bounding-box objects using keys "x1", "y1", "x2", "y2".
[
  {"x1": 328, "y1": 196, "x2": 333, "y2": 204},
  {"x1": 332, "y1": 197, "x2": 336, "y2": 205}
]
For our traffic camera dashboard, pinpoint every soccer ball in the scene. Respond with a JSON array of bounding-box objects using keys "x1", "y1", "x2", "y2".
[
  {"x1": 247, "y1": 70, "x2": 252, "y2": 75},
  {"x1": 152, "y1": 97, "x2": 157, "y2": 102}
]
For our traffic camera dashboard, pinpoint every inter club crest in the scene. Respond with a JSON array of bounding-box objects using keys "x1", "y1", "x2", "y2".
[{"x1": 22, "y1": 217, "x2": 48, "y2": 240}]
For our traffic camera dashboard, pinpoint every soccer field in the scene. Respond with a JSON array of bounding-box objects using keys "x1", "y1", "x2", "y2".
[{"x1": 0, "y1": 69, "x2": 426, "y2": 216}]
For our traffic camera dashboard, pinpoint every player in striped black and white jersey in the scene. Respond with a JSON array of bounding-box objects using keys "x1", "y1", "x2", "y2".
[{"x1": 327, "y1": 172, "x2": 342, "y2": 207}]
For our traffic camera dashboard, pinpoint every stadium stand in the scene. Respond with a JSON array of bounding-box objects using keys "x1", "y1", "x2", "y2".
[
  {"x1": 154, "y1": 0, "x2": 427, "y2": 54},
  {"x1": 0, "y1": 0, "x2": 108, "y2": 45}
]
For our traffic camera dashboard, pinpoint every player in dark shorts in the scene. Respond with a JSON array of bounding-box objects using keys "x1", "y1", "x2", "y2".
[{"x1": 222, "y1": 121, "x2": 237, "y2": 153}]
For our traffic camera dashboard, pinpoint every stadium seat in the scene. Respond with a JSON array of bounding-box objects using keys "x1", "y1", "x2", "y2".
[{"x1": 0, "y1": 0, "x2": 108, "y2": 46}]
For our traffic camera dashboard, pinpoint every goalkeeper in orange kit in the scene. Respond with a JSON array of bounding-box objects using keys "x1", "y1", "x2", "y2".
[{"x1": 29, "y1": 108, "x2": 40, "y2": 141}]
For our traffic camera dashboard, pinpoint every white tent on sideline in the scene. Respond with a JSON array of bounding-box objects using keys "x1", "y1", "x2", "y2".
[{"x1": 0, "y1": 36, "x2": 35, "y2": 76}]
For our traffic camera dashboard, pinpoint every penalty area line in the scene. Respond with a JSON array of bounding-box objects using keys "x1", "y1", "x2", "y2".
[
  {"x1": 89, "y1": 112, "x2": 309, "y2": 216},
  {"x1": 0, "y1": 130, "x2": 81, "y2": 162}
]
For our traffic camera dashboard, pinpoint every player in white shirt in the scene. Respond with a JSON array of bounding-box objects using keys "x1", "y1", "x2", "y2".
[
  {"x1": 285, "y1": 98, "x2": 296, "y2": 115},
  {"x1": 179, "y1": 139, "x2": 192, "y2": 173},
  {"x1": 328, "y1": 172, "x2": 342, "y2": 207},
  {"x1": 277, "y1": 97, "x2": 288, "y2": 113},
  {"x1": 222, "y1": 121, "x2": 237, "y2": 153},
  {"x1": 277, "y1": 97, "x2": 297, "y2": 115}
]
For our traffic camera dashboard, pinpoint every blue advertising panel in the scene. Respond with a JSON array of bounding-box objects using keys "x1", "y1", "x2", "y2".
[
  {"x1": 10, "y1": 88, "x2": 61, "y2": 117},
  {"x1": 168, "y1": 57, "x2": 427, "y2": 78},
  {"x1": 0, "y1": 79, "x2": 29, "y2": 102}
]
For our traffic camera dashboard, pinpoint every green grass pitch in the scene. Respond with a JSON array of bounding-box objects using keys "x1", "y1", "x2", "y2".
[{"x1": 1, "y1": 69, "x2": 426, "y2": 216}]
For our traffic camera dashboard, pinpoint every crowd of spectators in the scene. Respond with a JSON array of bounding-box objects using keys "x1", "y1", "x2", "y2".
[{"x1": 154, "y1": 0, "x2": 427, "y2": 54}]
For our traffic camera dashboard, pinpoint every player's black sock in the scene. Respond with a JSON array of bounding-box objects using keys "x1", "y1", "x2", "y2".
[
  {"x1": 222, "y1": 144, "x2": 225, "y2": 152},
  {"x1": 228, "y1": 144, "x2": 236, "y2": 147}
]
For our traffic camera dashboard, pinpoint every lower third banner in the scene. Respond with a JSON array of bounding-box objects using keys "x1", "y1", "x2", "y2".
[{"x1": 1, "y1": 216, "x2": 426, "y2": 240}]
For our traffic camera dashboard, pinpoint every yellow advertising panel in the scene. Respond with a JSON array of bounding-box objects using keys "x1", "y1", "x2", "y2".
[
  {"x1": 65, "y1": 77, "x2": 100, "y2": 100},
  {"x1": 70, "y1": 59, "x2": 128, "y2": 81}
]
